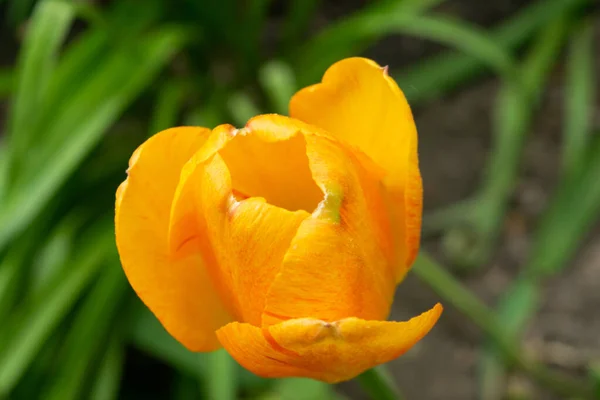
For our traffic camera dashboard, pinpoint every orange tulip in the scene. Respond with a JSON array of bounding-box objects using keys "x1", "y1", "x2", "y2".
[{"x1": 115, "y1": 57, "x2": 442, "y2": 383}]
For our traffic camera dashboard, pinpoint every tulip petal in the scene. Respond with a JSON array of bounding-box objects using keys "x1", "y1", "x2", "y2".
[
  {"x1": 219, "y1": 126, "x2": 323, "y2": 213},
  {"x1": 248, "y1": 115, "x2": 396, "y2": 326},
  {"x1": 290, "y1": 57, "x2": 422, "y2": 279},
  {"x1": 217, "y1": 303, "x2": 442, "y2": 383},
  {"x1": 169, "y1": 125, "x2": 313, "y2": 326},
  {"x1": 115, "y1": 127, "x2": 233, "y2": 351}
]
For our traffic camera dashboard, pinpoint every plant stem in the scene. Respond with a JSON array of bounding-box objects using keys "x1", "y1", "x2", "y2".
[
  {"x1": 357, "y1": 366, "x2": 404, "y2": 400},
  {"x1": 207, "y1": 350, "x2": 236, "y2": 400}
]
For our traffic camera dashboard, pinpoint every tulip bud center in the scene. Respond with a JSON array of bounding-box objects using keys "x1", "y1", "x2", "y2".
[{"x1": 218, "y1": 131, "x2": 323, "y2": 213}]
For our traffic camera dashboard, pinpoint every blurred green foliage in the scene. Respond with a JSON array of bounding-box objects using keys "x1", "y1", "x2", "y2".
[{"x1": 0, "y1": 0, "x2": 598, "y2": 399}]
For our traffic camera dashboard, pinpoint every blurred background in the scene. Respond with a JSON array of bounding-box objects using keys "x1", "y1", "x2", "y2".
[{"x1": 0, "y1": 0, "x2": 598, "y2": 399}]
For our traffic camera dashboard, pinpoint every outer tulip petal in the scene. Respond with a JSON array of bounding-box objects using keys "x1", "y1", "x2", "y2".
[
  {"x1": 169, "y1": 125, "x2": 313, "y2": 326},
  {"x1": 217, "y1": 303, "x2": 442, "y2": 383},
  {"x1": 290, "y1": 57, "x2": 422, "y2": 279},
  {"x1": 115, "y1": 127, "x2": 233, "y2": 351},
  {"x1": 289, "y1": 57, "x2": 416, "y2": 187},
  {"x1": 248, "y1": 115, "x2": 396, "y2": 326}
]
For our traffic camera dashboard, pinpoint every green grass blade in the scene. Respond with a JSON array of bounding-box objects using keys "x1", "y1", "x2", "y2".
[
  {"x1": 0, "y1": 68, "x2": 13, "y2": 98},
  {"x1": 0, "y1": 247, "x2": 27, "y2": 322},
  {"x1": 36, "y1": 27, "x2": 186, "y2": 162},
  {"x1": 259, "y1": 60, "x2": 297, "y2": 115},
  {"x1": 29, "y1": 212, "x2": 83, "y2": 295},
  {"x1": 477, "y1": 137, "x2": 600, "y2": 399},
  {"x1": 472, "y1": 19, "x2": 570, "y2": 396},
  {"x1": 590, "y1": 362, "x2": 600, "y2": 398},
  {"x1": 185, "y1": 107, "x2": 223, "y2": 129},
  {"x1": 172, "y1": 375, "x2": 200, "y2": 400},
  {"x1": 562, "y1": 20, "x2": 595, "y2": 181},
  {"x1": 0, "y1": 28, "x2": 186, "y2": 253},
  {"x1": 442, "y1": 17, "x2": 568, "y2": 268},
  {"x1": 6, "y1": 0, "x2": 37, "y2": 25},
  {"x1": 479, "y1": 278, "x2": 540, "y2": 400},
  {"x1": 0, "y1": 224, "x2": 114, "y2": 396},
  {"x1": 299, "y1": 12, "x2": 519, "y2": 88},
  {"x1": 149, "y1": 80, "x2": 187, "y2": 136},
  {"x1": 477, "y1": 19, "x2": 594, "y2": 389},
  {"x1": 391, "y1": 14, "x2": 519, "y2": 82},
  {"x1": 129, "y1": 303, "x2": 270, "y2": 393},
  {"x1": 243, "y1": 0, "x2": 272, "y2": 67},
  {"x1": 413, "y1": 253, "x2": 594, "y2": 399},
  {"x1": 0, "y1": 208, "x2": 73, "y2": 327},
  {"x1": 89, "y1": 332, "x2": 126, "y2": 400},
  {"x1": 46, "y1": 262, "x2": 127, "y2": 400},
  {"x1": 6, "y1": 0, "x2": 75, "y2": 180},
  {"x1": 227, "y1": 92, "x2": 262, "y2": 126},
  {"x1": 40, "y1": 29, "x2": 110, "y2": 120},
  {"x1": 10, "y1": 332, "x2": 63, "y2": 398},
  {"x1": 282, "y1": 0, "x2": 320, "y2": 48},
  {"x1": 129, "y1": 302, "x2": 208, "y2": 378},
  {"x1": 357, "y1": 367, "x2": 404, "y2": 400},
  {"x1": 530, "y1": 135, "x2": 600, "y2": 276},
  {"x1": 294, "y1": 0, "x2": 444, "y2": 85},
  {"x1": 0, "y1": 141, "x2": 6, "y2": 201},
  {"x1": 71, "y1": 1, "x2": 105, "y2": 28},
  {"x1": 396, "y1": 0, "x2": 589, "y2": 104}
]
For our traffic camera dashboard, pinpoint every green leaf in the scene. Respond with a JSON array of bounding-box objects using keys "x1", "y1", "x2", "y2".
[
  {"x1": 402, "y1": 14, "x2": 519, "y2": 82},
  {"x1": 5, "y1": 0, "x2": 75, "y2": 183},
  {"x1": 129, "y1": 302, "x2": 207, "y2": 378},
  {"x1": 89, "y1": 332, "x2": 126, "y2": 400},
  {"x1": 396, "y1": 0, "x2": 589, "y2": 104},
  {"x1": 149, "y1": 80, "x2": 188, "y2": 136},
  {"x1": 129, "y1": 303, "x2": 270, "y2": 393},
  {"x1": 443, "y1": 16, "x2": 568, "y2": 269},
  {"x1": 0, "y1": 223, "x2": 114, "y2": 396},
  {"x1": 29, "y1": 212, "x2": 84, "y2": 295},
  {"x1": 590, "y1": 362, "x2": 600, "y2": 399},
  {"x1": 413, "y1": 253, "x2": 593, "y2": 399},
  {"x1": 46, "y1": 262, "x2": 127, "y2": 400},
  {"x1": 562, "y1": 19, "x2": 595, "y2": 181},
  {"x1": 357, "y1": 367, "x2": 403, "y2": 400},
  {"x1": 0, "y1": 246, "x2": 27, "y2": 323},
  {"x1": 475, "y1": 18, "x2": 570, "y2": 397},
  {"x1": 0, "y1": 68, "x2": 13, "y2": 98},
  {"x1": 259, "y1": 60, "x2": 297, "y2": 115},
  {"x1": 0, "y1": 27, "x2": 186, "y2": 253},
  {"x1": 5, "y1": 0, "x2": 38, "y2": 25},
  {"x1": 298, "y1": 11, "x2": 518, "y2": 88},
  {"x1": 0, "y1": 209, "x2": 72, "y2": 326},
  {"x1": 0, "y1": 141, "x2": 6, "y2": 202},
  {"x1": 243, "y1": 0, "x2": 272, "y2": 67},
  {"x1": 227, "y1": 92, "x2": 262, "y2": 126},
  {"x1": 282, "y1": 0, "x2": 321, "y2": 48},
  {"x1": 530, "y1": 134, "x2": 600, "y2": 276},
  {"x1": 479, "y1": 279, "x2": 540, "y2": 399},
  {"x1": 172, "y1": 374, "x2": 201, "y2": 400},
  {"x1": 294, "y1": 0, "x2": 445, "y2": 85}
]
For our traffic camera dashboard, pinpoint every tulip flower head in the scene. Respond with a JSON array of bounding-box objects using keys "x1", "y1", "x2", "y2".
[{"x1": 115, "y1": 57, "x2": 442, "y2": 383}]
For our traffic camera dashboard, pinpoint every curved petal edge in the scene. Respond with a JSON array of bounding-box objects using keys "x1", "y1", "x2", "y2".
[
  {"x1": 115, "y1": 127, "x2": 233, "y2": 351},
  {"x1": 217, "y1": 303, "x2": 442, "y2": 383}
]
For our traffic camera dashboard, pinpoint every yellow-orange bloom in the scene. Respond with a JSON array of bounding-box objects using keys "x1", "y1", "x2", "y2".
[{"x1": 115, "y1": 57, "x2": 442, "y2": 383}]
